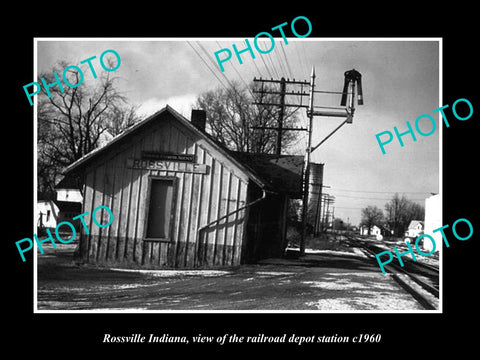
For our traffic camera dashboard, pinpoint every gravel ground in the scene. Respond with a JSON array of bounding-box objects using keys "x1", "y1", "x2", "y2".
[{"x1": 36, "y1": 238, "x2": 432, "y2": 312}]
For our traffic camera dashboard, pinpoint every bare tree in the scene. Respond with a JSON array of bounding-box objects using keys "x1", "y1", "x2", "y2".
[
  {"x1": 37, "y1": 61, "x2": 140, "y2": 199},
  {"x1": 384, "y1": 193, "x2": 425, "y2": 236},
  {"x1": 360, "y1": 205, "x2": 384, "y2": 235},
  {"x1": 195, "y1": 81, "x2": 300, "y2": 154},
  {"x1": 103, "y1": 103, "x2": 141, "y2": 137}
]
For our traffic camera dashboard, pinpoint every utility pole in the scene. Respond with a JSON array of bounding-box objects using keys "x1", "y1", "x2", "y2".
[
  {"x1": 322, "y1": 194, "x2": 335, "y2": 233},
  {"x1": 313, "y1": 186, "x2": 322, "y2": 236},
  {"x1": 252, "y1": 76, "x2": 309, "y2": 155},
  {"x1": 252, "y1": 67, "x2": 363, "y2": 257},
  {"x1": 313, "y1": 183, "x2": 330, "y2": 235},
  {"x1": 332, "y1": 206, "x2": 336, "y2": 234},
  {"x1": 323, "y1": 195, "x2": 330, "y2": 232},
  {"x1": 300, "y1": 67, "x2": 315, "y2": 256},
  {"x1": 275, "y1": 77, "x2": 286, "y2": 155}
]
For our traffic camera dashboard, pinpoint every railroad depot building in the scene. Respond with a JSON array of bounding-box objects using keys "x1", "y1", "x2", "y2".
[{"x1": 63, "y1": 105, "x2": 320, "y2": 269}]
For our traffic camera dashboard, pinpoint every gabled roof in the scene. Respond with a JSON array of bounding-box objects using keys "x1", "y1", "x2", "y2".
[
  {"x1": 62, "y1": 105, "x2": 304, "y2": 194},
  {"x1": 55, "y1": 175, "x2": 82, "y2": 189},
  {"x1": 360, "y1": 224, "x2": 390, "y2": 232},
  {"x1": 62, "y1": 105, "x2": 176, "y2": 175},
  {"x1": 408, "y1": 220, "x2": 424, "y2": 229}
]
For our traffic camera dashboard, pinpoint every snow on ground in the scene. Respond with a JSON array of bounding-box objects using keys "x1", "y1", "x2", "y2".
[
  {"x1": 110, "y1": 268, "x2": 232, "y2": 277},
  {"x1": 304, "y1": 249, "x2": 359, "y2": 256},
  {"x1": 37, "y1": 238, "x2": 436, "y2": 311},
  {"x1": 305, "y1": 291, "x2": 424, "y2": 311},
  {"x1": 302, "y1": 271, "x2": 426, "y2": 311}
]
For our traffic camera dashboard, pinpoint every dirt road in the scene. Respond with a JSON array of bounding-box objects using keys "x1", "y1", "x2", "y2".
[{"x1": 35, "y1": 236, "x2": 432, "y2": 311}]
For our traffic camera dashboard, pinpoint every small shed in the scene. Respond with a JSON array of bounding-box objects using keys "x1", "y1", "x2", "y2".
[
  {"x1": 37, "y1": 200, "x2": 83, "y2": 231},
  {"x1": 63, "y1": 106, "x2": 305, "y2": 269},
  {"x1": 37, "y1": 200, "x2": 59, "y2": 230},
  {"x1": 360, "y1": 224, "x2": 378, "y2": 236},
  {"x1": 360, "y1": 224, "x2": 390, "y2": 237},
  {"x1": 55, "y1": 176, "x2": 83, "y2": 203}
]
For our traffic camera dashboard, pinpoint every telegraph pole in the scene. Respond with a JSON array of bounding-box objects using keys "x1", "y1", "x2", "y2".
[
  {"x1": 276, "y1": 77, "x2": 286, "y2": 155},
  {"x1": 300, "y1": 67, "x2": 316, "y2": 256},
  {"x1": 252, "y1": 76, "x2": 309, "y2": 155},
  {"x1": 322, "y1": 194, "x2": 335, "y2": 232},
  {"x1": 252, "y1": 67, "x2": 363, "y2": 257}
]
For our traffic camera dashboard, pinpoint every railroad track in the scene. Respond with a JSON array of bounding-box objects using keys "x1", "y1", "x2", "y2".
[
  {"x1": 411, "y1": 259, "x2": 439, "y2": 274},
  {"x1": 343, "y1": 234, "x2": 440, "y2": 310}
]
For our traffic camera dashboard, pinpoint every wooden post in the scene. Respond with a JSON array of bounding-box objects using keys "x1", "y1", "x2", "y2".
[
  {"x1": 276, "y1": 77, "x2": 286, "y2": 155},
  {"x1": 300, "y1": 67, "x2": 316, "y2": 256}
]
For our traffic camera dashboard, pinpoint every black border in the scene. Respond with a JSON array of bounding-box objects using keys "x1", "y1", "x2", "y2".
[{"x1": 8, "y1": 5, "x2": 478, "y2": 355}]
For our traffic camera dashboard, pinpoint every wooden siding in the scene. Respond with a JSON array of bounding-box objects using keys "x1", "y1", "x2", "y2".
[{"x1": 76, "y1": 115, "x2": 250, "y2": 268}]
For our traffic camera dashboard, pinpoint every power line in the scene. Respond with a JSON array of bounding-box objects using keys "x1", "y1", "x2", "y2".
[
  {"x1": 188, "y1": 41, "x2": 259, "y2": 117},
  {"x1": 335, "y1": 206, "x2": 364, "y2": 210},
  {"x1": 273, "y1": 44, "x2": 287, "y2": 77},
  {"x1": 187, "y1": 41, "x2": 229, "y2": 92},
  {"x1": 300, "y1": 41, "x2": 310, "y2": 71},
  {"x1": 266, "y1": 47, "x2": 280, "y2": 78},
  {"x1": 197, "y1": 42, "x2": 237, "y2": 91},
  {"x1": 259, "y1": 51, "x2": 273, "y2": 78},
  {"x1": 294, "y1": 41, "x2": 308, "y2": 79},
  {"x1": 332, "y1": 194, "x2": 428, "y2": 201},
  {"x1": 214, "y1": 41, "x2": 252, "y2": 96},
  {"x1": 254, "y1": 39, "x2": 275, "y2": 79},
  {"x1": 251, "y1": 54, "x2": 265, "y2": 78},
  {"x1": 280, "y1": 41, "x2": 294, "y2": 79},
  {"x1": 331, "y1": 188, "x2": 434, "y2": 195}
]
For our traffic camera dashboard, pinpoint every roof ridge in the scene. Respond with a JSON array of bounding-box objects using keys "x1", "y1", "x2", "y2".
[{"x1": 61, "y1": 105, "x2": 270, "y2": 189}]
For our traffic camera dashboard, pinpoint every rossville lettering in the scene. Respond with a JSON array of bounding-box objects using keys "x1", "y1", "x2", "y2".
[
  {"x1": 23, "y1": 49, "x2": 121, "y2": 106},
  {"x1": 16, "y1": 205, "x2": 114, "y2": 262},
  {"x1": 126, "y1": 158, "x2": 209, "y2": 174},
  {"x1": 103, "y1": 334, "x2": 146, "y2": 343},
  {"x1": 214, "y1": 16, "x2": 312, "y2": 72}
]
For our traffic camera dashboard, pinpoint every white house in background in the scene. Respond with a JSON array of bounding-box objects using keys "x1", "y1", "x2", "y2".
[
  {"x1": 55, "y1": 177, "x2": 83, "y2": 203},
  {"x1": 360, "y1": 224, "x2": 392, "y2": 240},
  {"x1": 37, "y1": 200, "x2": 59, "y2": 229},
  {"x1": 37, "y1": 200, "x2": 83, "y2": 231},
  {"x1": 405, "y1": 220, "x2": 424, "y2": 238},
  {"x1": 37, "y1": 176, "x2": 84, "y2": 232},
  {"x1": 360, "y1": 224, "x2": 382, "y2": 236}
]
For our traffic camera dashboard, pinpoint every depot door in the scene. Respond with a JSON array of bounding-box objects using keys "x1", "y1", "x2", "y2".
[{"x1": 145, "y1": 177, "x2": 175, "y2": 241}]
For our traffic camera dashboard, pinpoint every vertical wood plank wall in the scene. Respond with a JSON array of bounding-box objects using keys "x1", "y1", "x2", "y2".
[{"x1": 76, "y1": 116, "x2": 249, "y2": 269}]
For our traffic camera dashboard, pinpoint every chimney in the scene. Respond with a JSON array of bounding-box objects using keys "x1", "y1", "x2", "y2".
[{"x1": 191, "y1": 109, "x2": 206, "y2": 132}]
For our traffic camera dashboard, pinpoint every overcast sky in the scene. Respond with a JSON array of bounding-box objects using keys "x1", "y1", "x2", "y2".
[{"x1": 36, "y1": 38, "x2": 440, "y2": 226}]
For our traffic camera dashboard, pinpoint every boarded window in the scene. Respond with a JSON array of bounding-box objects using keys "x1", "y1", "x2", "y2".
[{"x1": 145, "y1": 178, "x2": 174, "y2": 239}]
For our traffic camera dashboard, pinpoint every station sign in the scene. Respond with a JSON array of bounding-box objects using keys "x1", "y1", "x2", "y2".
[{"x1": 126, "y1": 157, "x2": 208, "y2": 174}]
